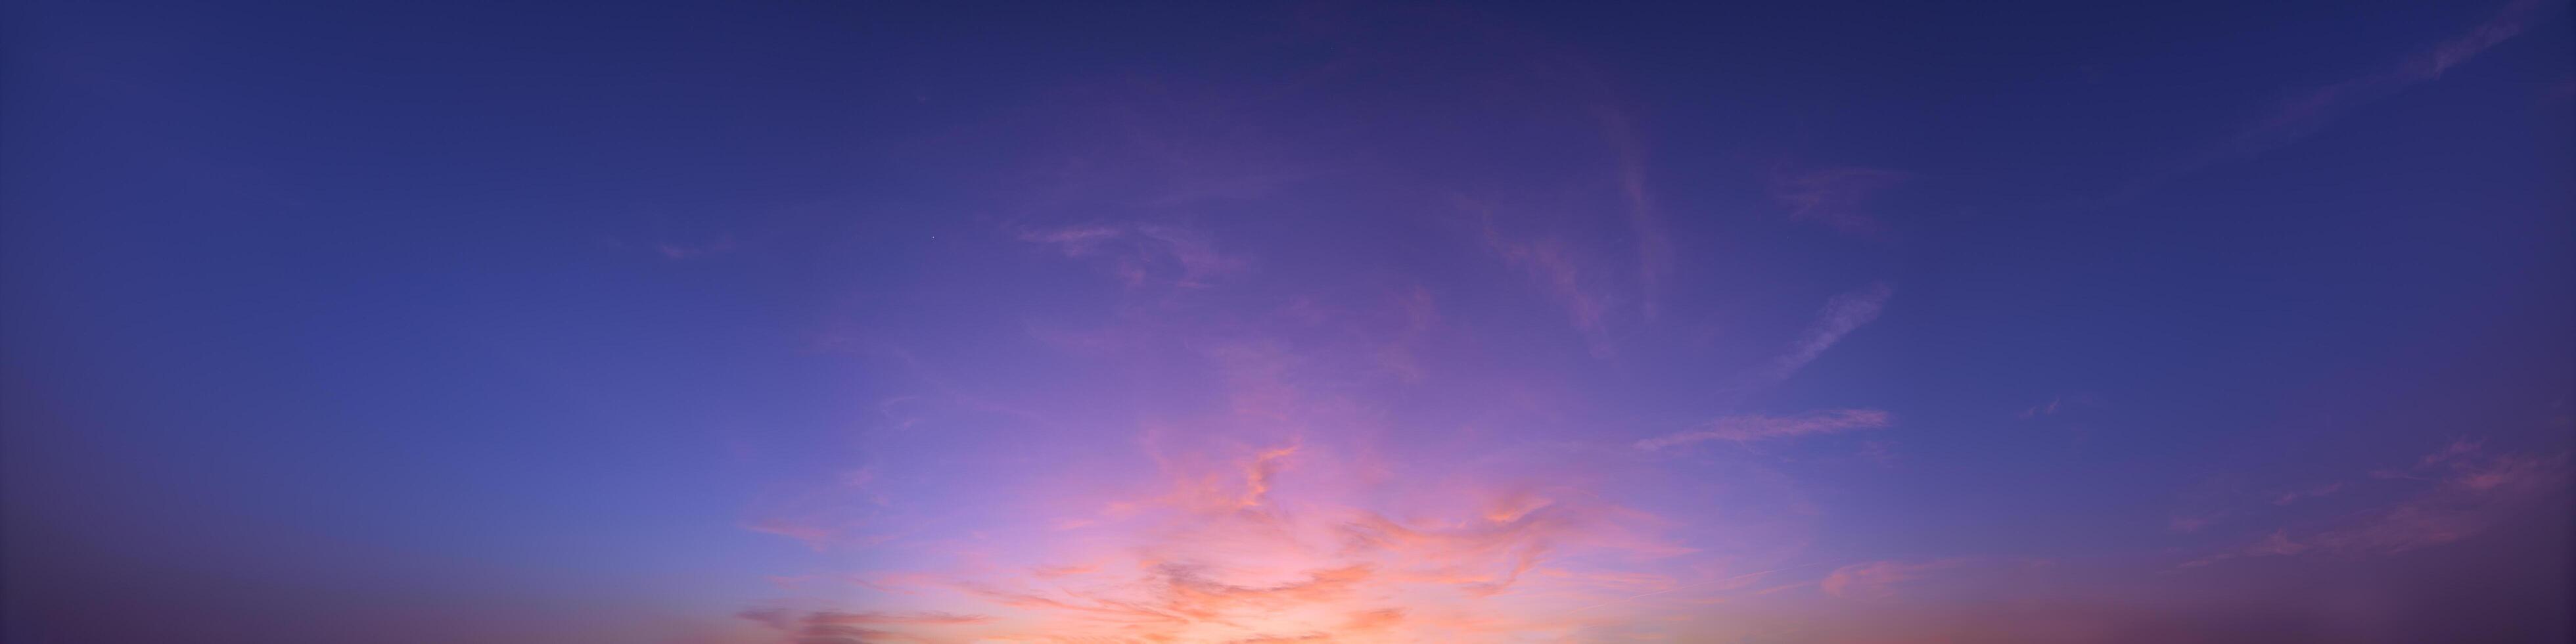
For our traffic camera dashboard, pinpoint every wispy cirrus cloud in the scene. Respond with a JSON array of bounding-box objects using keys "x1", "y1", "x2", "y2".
[
  {"x1": 1819, "y1": 559, "x2": 1965, "y2": 599},
  {"x1": 1753, "y1": 282, "x2": 1895, "y2": 386},
  {"x1": 2267, "y1": 482, "x2": 2343, "y2": 506},
  {"x1": 2129, "y1": 0, "x2": 2548, "y2": 196},
  {"x1": 1771, "y1": 166, "x2": 1909, "y2": 236},
  {"x1": 2236, "y1": 0, "x2": 2542, "y2": 156},
  {"x1": 1469, "y1": 203, "x2": 1622, "y2": 358},
  {"x1": 739, "y1": 464, "x2": 901, "y2": 553},
  {"x1": 1017, "y1": 222, "x2": 1252, "y2": 288},
  {"x1": 2016, "y1": 393, "x2": 2102, "y2": 420},
  {"x1": 1598, "y1": 106, "x2": 1676, "y2": 321},
  {"x1": 653, "y1": 235, "x2": 739, "y2": 260},
  {"x1": 2181, "y1": 439, "x2": 2569, "y2": 568},
  {"x1": 1636, "y1": 409, "x2": 1895, "y2": 451}
]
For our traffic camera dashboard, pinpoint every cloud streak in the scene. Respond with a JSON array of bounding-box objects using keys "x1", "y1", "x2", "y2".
[
  {"x1": 1820, "y1": 559, "x2": 1964, "y2": 599},
  {"x1": 2182, "y1": 439, "x2": 2569, "y2": 568},
  {"x1": 1018, "y1": 223, "x2": 1253, "y2": 288},
  {"x1": 2128, "y1": 0, "x2": 2547, "y2": 196},
  {"x1": 1599, "y1": 107, "x2": 1676, "y2": 321},
  {"x1": 1636, "y1": 409, "x2": 1895, "y2": 451},
  {"x1": 1772, "y1": 167, "x2": 1909, "y2": 236},
  {"x1": 1471, "y1": 204, "x2": 1621, "y2": 357},
  {"x1": 1754, "y1": 282, "x2": 1895, "y2": 386}
]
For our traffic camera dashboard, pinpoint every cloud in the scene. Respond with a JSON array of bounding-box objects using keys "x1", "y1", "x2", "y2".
[
  {"x1": 806, "y1": 611, "x2": 992, "y2": 626},
  {"x1": 1771, "y1": 166, "x2": 1909, "y2": 235},
  {"x1": 1755, "y1": 282, "x2": 1894, "y2": 385},
  {"x1": 1636, "y1": 409, "x2": 1895, "y2": 450},
  {"x1": 1342, "y1": 607, "x2": 1408, "y2": 632},
  {"x1": 2242, "y1": 0, "x2": 2540, "y2": 153},
  {"x1": 789, "y1": 202, "x2": 1831, "y2": 641},
  {"x1": 2130, "y1": 0, "x2": 2547, "y2": 195},
  {"x1": 743, "y1": 520, "x2": 837, "y2": 551},
  {"x1": 2168, "y1": 513, "x2": 2222, "y2": 534},
  {"x1": 2299, "y1": 451, "x2": 2563, "y2": 556},
  {"x1": 1375, "y1": 286, "x2": 1441, "y2": 382},
  {"x1": 737, "y1": 609, "x2": 992, "y2": 644},
  {"x1": 2267, "y1": 482, "x2": 2343, "y2": 506},
  {"x1": 1015, "y1": 225, "x2": 1123, "y2": 256},
  {"x1": 1029, "y1": 563, "x2": 1101, "y2": 578},
  {"x1": 654, "y1": 235, "x2": 739, "y2": 260},
  {"x1": 2016, "y1": 393, "x2": 2101, "y2": 420},
  {"x1": 1820, "y1": 559, "x2": 1964, "y2": 599},
  {"x1": 1471, "y1": 208, "x2": 1621, "y2": 357},
  {"x1": 739, "y1": 466, "x2": 903, "y2": 553},
  {"x1": 828, "y1": 436, "x2": 1716, "y2": 642},
  {"x1": 1017, "y1": 223, "x2": 1251, "y2": 288},
  {"x1": 2184, "y1": 440, "x2": 2568, "y2": 567},
  {"x1": 1598, "y1": 106, "x2": 1676, "y2": 321}
]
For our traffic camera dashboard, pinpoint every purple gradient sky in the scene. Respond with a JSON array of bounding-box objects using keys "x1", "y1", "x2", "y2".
[{"x1": 5, "y1": 1, "x2": 2573, "y2": 643}]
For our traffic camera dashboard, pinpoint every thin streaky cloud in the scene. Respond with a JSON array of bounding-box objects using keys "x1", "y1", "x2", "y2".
[
  {"x1": 1566, "y1": 564, "x2": 1819, "y2": 613},
  {"x1": 1636, "y1": 409, "x2": 1895, "y2": 450},
  {"x1": 1771, "y1": 166, "x2": 1909, "y2": 236},
  {"x1": 1598, "y1": 106, "x2": 1675, "y2": 321},
  {"x1": 1755, "y1": 282, "x2": 1895, "y2": 386},
  {"x1": 2180, "y1": 440, "x2": 2569, "y2": 568},
  {"x1": 2125, "y1": 0, "x2": 2546, "y2": 197},
  {"x1": 1015, "y1": 223, "x2": 1252, "y2": 288},
  {"x1": 1469, "y1": 203, "x2": 1621, "y2": 357},
  {"x1": 1819, "y1": 559, "x2": 1965, "y2": 599}
]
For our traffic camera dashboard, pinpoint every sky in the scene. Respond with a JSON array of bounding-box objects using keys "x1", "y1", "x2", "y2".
[{"x1": 3, "y1": 1, "x2": 2572, "y2": 643}]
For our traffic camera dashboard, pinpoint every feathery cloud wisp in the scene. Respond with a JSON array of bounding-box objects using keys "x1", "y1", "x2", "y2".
[
  {"x1": 2181, "y1": 439, "x2": 2568, "y2": 568},
  {"x1": 2127, "y1": 0, "x2": 2546, "y2": 196},
  {"x1": 1820, "y1": 559, "x2": 1964, "y2": 599},
  {"x1": 1755, "y1": 283, "x2": 1895, "y2": 386},
  {"x1": 1637, "y1": 409, "x2": 1895, "y2": 451},
  {"x1": 1772, "y1": 166, "x2": 1908, "y2": 235}
]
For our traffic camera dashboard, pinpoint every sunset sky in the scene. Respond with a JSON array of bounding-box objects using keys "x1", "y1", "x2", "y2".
[{"x1": 5, "y1": 1, "x2": 2573, "y2": 643}]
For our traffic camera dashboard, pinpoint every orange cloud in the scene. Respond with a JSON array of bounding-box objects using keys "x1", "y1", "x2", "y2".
[{"x1": 803, "y1": 438, "x2": 1732, "y2": 642}]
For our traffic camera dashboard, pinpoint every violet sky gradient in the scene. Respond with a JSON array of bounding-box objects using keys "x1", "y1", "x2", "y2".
[{"x1": 4, "y1": 1, "x2": 2573, "y2": 643}]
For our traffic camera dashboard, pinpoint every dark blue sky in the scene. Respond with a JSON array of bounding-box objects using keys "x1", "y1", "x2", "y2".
[{"x1": 6, "y1": 1, "x2": 2571, "y2": 642}]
